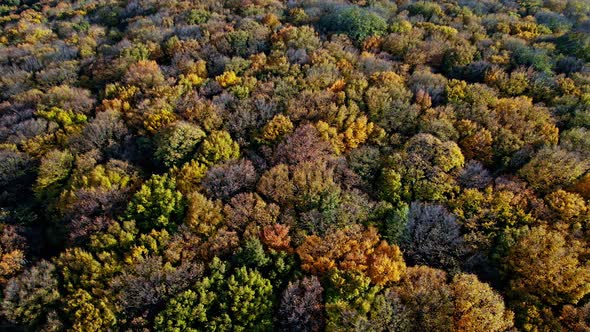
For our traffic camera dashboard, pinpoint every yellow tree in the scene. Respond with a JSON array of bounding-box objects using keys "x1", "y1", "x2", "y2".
[
  {"x1": 506, "y1": 225, "x2": 590, "y2": 306},
  {"x1": 451, "y1": 273, "x2": 514, "y2": 332}
]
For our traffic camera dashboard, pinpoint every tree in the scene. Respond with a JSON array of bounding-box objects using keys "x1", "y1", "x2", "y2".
[
  {"x1": 272, "y1": 25, "x2": 321, "y2": 52},
  {"x1": 451, "y1": 273, "x2": 514, "y2": 332},
  {"x1": 560, "y1": 303, "x2": 590, "y2": 332},
  {"x1": 232, "y1": 238, "x2": 296, "y2": 288},
  {"x1": 401, "y1": 202, "x2": 467, "y2": 271},
  {"x1": 374, "y1": 202, "x2": 409, "y2": 244},
  {"x1": 364, "y1": 72, "x2": 415, "y2": 134},
  {"x1": 279, "y1": 276, "x2": 324, "y2": 332},
  {"x1": 389, "y1": 266, "x2": 455, "y2": 332},
  {"x1": 273, "y1": 124, "x2": 334, "y2": 166},
  {"x1": 258, "y1": 114, "x2": 294, "y2": 144},
  {"x1": 340, "y1": 116, "x2": 375, "y2": 152},
  {"x1": 184, "y1": 191, "x2": 224, "y2": 238},
  {"x1": 450, "y1": 182, "x2": 540, "y2": 254},
  {"x1": 408, "y1": 1, "x2": 444, "y2": 20},
  {"x1": 557, "y1": 29, "x2": 590, "y2": 62},
  {"x1": 560, "y1": 127, "x2": 590, "y2": 157},
  {"x1": 459, "y1": 96, "x2": 558, "y2": 166},
  {"x1": 125, "y1": 174, "x2": 185, "y2": 232},
  {"x1": 291, "y1": 161, "x2": 342, "y2": 217},
  {"x1": 154, "y1": 121, "x2": 206, "y2": 168},
  {"x1": 71, "y1": 110, "x2": 130, "y2": 158},
  {"x1": 154, "y1": 259, "x2": 273, "y2": 331},
  {"x1": 172, "y1": 159, "x2": 208, "y2": 195},
  {"x1": 224, "y1": 192, "x2": 280, "y2": 239},
  {"x1": 58, "y1": 159, "x2": 138, "y2": 221},
  {"x1": 320, "y1": 6, "x2": 387, "y2": 42},
  {"x1": 2, "y1": 260, "x2": 60, "y2": 326},
  {"x1": 387, "y1": 266, "x2": 515, "y2": 332},
  {"x1": 544, "y1": 189, "x2": 588, "y2": 225},
  {"x1": 257, "y1": 160, "x2": 343, "y2": 234},
  {"x1": 215, "y1": 70, "x2": 240, "y2": 88},
  {"x1": 323, "y1": 265, "x2": 402, "y2": 331},
  {"x1": 0, "y1": 223, "x2": 26, "y2": 286},
  {"x1": 39, "y1": 85, "x2": 95, "y2": 115},
  {"x1": 506, "y1": 225, "x2": 590, "y2": 306},
  {"x1": 455, "y1": 120, "x2": 494, "y2": 166},
  {"x1": 55, "y1": 247, "x2": 110, "y2": 296},
  {"x1": 201, "y1": 159, "x2": 257, "y2": 201},
  {"x1": 223, "y1": 267, "x2": 274, "y2": 331},
  {"x1": 297, "y1": 225, "x2": 406, "y2": 285},
  {"x1": 34, "y1": 149, "x2": 74, "y2": 201},
  {"x1": 124, "y1": 60, "x2": 166, "y2": 91},
  {"x1": 348, "y1": 146, "x2": 382, "y2": 187},
  {"x1": 519, "y1": 147, "x2": 589, "y2": 193},
  {"x1": 110, "y1": 256, "x2": 202, "y2": 325},
  {"x1": 409, "y1": 70, "x2": 448, "y2": 105},
  {"x1": 458, "y1": 160, "x2": 492, "y2": 189},
  {"x1": 367, "y1": 240, "x2": 407, "y2": 286},
  {"x1": 0, "y1": 147, "x2": 35, "y2": 203},
  {"x1": 260, "y1": 224, "x2": 291, "y2": 252},
  {"x1": 256, "y1": 164, "x2": 294, "y2": 207},
  {"x1": 153, "y1": 288, "x2": 211, "y2": 332},
  {"x1": 382, "y1": 133, "x2": 464, "y2": 203},
  {"x1": 179, "y1": 96, "x2": 222, "y2": 134},
  {"x1": 63, "y1": 289, "x2": 116, "y2": 332},
  {"x1": 196, "y1": 130, "x2": 240, "y2": 167}
]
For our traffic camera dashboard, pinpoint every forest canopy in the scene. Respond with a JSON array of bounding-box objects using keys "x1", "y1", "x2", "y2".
[{"x1": 1, "y1": 0, "x2": 590, "y2": 331}]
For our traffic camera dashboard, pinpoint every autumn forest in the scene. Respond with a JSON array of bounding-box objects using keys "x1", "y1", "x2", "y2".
[{"x1": 1, "y1": 0, "x2": 590, "y2": 331}]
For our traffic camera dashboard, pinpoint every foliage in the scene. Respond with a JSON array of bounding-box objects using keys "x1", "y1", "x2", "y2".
[
  {"x1": 154, "y1": 121, "x2": 206, "y2": 168},
  {"x1": 401, "y1": 202, "x2": 468, "y2": 271},
  {"x1": 279, "y1": 276, "x2": 324, "y2": 332},
  {"x1": 196, "y1": 130, "x2": 240, "y2": 167},
  {"x1": 154, "y1": 258, "x2": 273, "y2": 331},
  {"x1": 383, "y1": 133, "x2": 464, "y2": 203},
  {"x1": 297, "y1": 224, "x2": 406, "y2": 285},
  {"x1": 2, "y1": 260, "x2": 59, "y2": 326},
  {"x1": 34, "y1": 149, "x2": 74, "y2": 201},
  {"x1": 519, "y1": 147, "x2": 589, "y2": 193},
  {"x1": 506, "y1": 225, "x2": 590, "y2": 306},
  {"x1": 124, "y1": 174, "x2": 185, "y2": 232},
  {"x1": 1, "y1": 0, "x2": 589, "y2": 330},
  {"x1": 320, "y1": 6, "x2": 388, "y2": 42}
]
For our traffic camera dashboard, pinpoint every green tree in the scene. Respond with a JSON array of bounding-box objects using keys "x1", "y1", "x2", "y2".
[
  {"x1": 154, "y1": 121, "x2": 206, "y2": 168},
  {"x1": 320, "y1": 6, "x2": 387, "y2": 42},
  {"x1": 34, "y1": 149, "x2": 74, "y2": 201},
  {"x1": 382, "y1": 133, "x2": 464, "y2": 203},
  {"x1": 223, "y1": 266, "x2": 273, "y2": 331},
  {"x1": 153, "y1": 288, "x2": 214, "y2": 332},
  {"x1": 155, "y1": 258, "x2": 273, "y2": 331},
  {"x1": 125, "y1": 174, "x2": 185, "y2": 231},
  {"x1": 196, "y1": 130, "x2": 240, "y2": 167},
  {"x1": 324, "y1": 269, "x2": 392, "y2": 332}
]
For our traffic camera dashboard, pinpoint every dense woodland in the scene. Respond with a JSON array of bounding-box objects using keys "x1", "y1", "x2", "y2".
[{"x1": 1, "y1": 0, "x2": 590, "y2": 330}]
